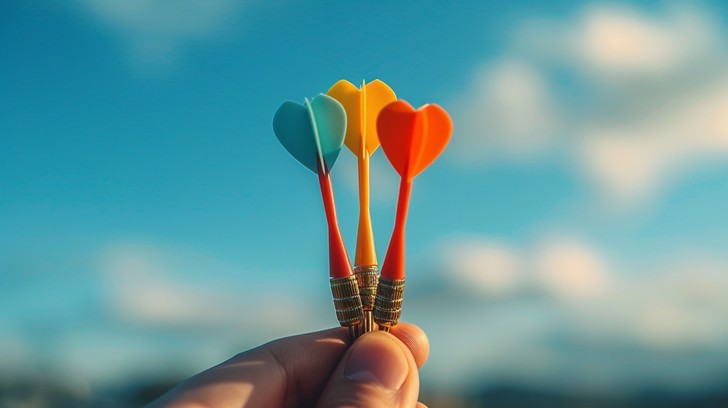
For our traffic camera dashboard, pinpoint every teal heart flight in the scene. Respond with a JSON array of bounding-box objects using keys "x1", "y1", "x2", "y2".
[{"x1": 273, "y1": 94, "x2": 347, "y2": 174}]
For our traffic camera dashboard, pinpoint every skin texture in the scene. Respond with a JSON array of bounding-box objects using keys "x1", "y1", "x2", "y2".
[{"x1": 149, "y1": 323, "x2": 429, "y2": 408}]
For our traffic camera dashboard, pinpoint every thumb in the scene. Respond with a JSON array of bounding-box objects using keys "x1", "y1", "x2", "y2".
[{"x1": 317, "y1": 331, "x2": 420, "y2": 408}]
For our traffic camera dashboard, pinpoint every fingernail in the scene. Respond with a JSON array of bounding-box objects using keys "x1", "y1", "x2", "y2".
[{"x1": 344, "y1": 331, "x2": 408, "y2": 390}]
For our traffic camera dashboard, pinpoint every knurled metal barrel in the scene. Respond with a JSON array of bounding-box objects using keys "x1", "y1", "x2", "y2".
[
  {"x1": 330, "y1": 275, "x2": 364, "y2": 327},
  {"x1": 373, "y1": 277, "x2": 405, "y2": 328},
  {"x1": 354, "y1": 265, "x2": 379, "y2": 311}
]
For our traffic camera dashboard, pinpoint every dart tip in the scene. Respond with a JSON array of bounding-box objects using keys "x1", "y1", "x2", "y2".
[
  {"x1": 365, "y1": 310, "x2": 374, "y2": 333},
  {"x1": 349, "y1": 325, "x2": 360, "y2": 343}
]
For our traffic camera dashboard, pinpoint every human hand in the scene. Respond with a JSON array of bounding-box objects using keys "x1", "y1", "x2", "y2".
[{"x1": 149, "y1": 323, "x2": 429, "y2": 407}]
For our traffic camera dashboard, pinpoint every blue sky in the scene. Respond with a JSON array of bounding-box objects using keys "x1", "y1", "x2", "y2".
[{"x1": 2, "y1": 0, "x2": 728, "y2": 398}]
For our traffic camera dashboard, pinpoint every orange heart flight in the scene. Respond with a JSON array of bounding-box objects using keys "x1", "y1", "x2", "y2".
[
  {"x1": 377, "y1": 101, "x2": 452, "y2": 182},
  {"x1": 377, "y1": 100, "x2": 453, "y2": 281}
]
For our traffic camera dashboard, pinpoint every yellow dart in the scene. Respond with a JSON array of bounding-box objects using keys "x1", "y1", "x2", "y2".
[{"x1": 328, "y1": 79, "x2": 396, "y2": 332}]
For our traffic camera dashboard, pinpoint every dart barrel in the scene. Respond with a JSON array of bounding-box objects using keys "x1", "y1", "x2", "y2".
[
  {"x1": 373, "y1": 277, "x2": 405, "y2": 330},
  {"x1": 330, "y1": 275, "x2": 364, "y2": 328}
]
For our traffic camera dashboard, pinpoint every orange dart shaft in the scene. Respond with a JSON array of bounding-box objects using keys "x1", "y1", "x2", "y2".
[
  {"x1": 317, "y1": 168, "x2": 354, "y2": 279},
  {"x1": 380, "y1": 178, "x2": 412, "y2": 281}
]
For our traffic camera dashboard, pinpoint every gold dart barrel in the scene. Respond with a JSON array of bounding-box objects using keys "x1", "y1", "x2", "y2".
[
  {"x1": 330, "y1": 275, "x2": 364, "y2": 339},
  {"x1": 373, "y1": 277, "x2": 405, "y2": 331}
]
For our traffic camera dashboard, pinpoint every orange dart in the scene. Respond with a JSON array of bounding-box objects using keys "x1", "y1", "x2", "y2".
[{"x1": 374, "y1": 100, "x2": 452, "y2": 330}]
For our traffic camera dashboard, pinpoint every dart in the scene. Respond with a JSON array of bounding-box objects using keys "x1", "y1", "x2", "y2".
[
  {"x1": 273, "y1": 94, "x2": 364, "y2": 339},
  {"x1": 374, "y1": 100, "x2": 453, "y2": 330},
  {"x1": 327, "y1": 79, "x2": 397, "y2": 333}
]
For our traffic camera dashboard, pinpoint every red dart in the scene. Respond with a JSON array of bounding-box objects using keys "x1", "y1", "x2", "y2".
[{"x1": 374, "y1": 100, "x2": 452, "y2": 329}]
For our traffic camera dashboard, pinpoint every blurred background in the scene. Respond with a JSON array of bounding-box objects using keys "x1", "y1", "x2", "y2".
[{"x1": 2, "y1": 1, "x2": 728, "y2": 407}]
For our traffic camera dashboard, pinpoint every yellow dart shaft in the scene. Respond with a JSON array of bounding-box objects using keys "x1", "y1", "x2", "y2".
[{"x1": 355, "y1": 151, "x2": 377, "y2": 266}]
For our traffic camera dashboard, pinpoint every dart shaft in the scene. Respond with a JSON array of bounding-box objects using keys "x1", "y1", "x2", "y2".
[
  {"x1": 318, "y1": 168, "x2": 340, "y2": 229},
  {"x1": 317, "y1": 169, "x2": 354, "y2": 279},
  {"x1": 394, "y1": 178, "x2": 412, "y2": 233},
  {"x1": 380, "y1": 179, "x2": 412, "y2": 281},
  {"x1": 355, "y1": 154, "x2": 377, "y2": 267}
]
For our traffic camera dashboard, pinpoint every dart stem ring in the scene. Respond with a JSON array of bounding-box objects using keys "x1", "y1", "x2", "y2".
[
  {"x1": 330, "y1": 275, "x2": 364, "y2": 327},
  {"x1": 354, "y1": 265, "x2": 379, "y2": 311},
  {"x1": 373, "y1": 277, "x2": 405, "y2": 330},
  {"x1": 355, "y1": 265, "x2": 379, "y2": 333}
]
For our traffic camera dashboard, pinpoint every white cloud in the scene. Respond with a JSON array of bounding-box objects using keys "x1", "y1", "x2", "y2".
[
  {"x1": 533, "y1": 237, "x2": 610, "y2": 298},
  {"x1": 512, "y1": 4, "x2": 723, "y2": 79},
  {"x1": 434, "y1": 234, "x2": 611, "y2": 300},
  {"x1": 578, "y1": 128, "x2": 673, "y2": 207},
  {"x1": 420, "y1": 234, "x2": 728, "y2": 392},
  {"x1": 459, "y1": 238, "x2": 720, "y2": 339},
  {"x1": 453, "y1": 59, "x2": 560, "y2": 162},
  {"x1": 0, "y1": 242, "x2": 337, "y2": 386},
  {"x1": 433, "y1": 234, "x2": 728, "y2": 351},
  {"x1": 452, "y1": 3, "x2": 728, "y2": 209},
  {"x1": 578, "y1": 73, "x2": 728, "y2": 207},
  {"x1": 627, "y1": 257, "x2": 728, "y2": 349},
  {"x1": 438, "y1": 236, "x2": 521, "y2": 296},
  {"x1": 78, "y1": 0, "x2": 247, "y2": 67},
  {"x1": 576, "y1": 5, "x2": 720, "y2": 78},
  {"x1": 99, "y1": 242, "x2": 326, "y2": 332}
]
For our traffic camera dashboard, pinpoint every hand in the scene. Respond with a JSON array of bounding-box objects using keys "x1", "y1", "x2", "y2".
[{"x1": 149, "y1": 323, "x2": 430, "y2": 407}]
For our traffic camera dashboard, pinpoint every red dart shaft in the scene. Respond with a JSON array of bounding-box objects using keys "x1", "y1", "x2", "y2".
[
  {"x1": 317, "y1": 168, "x2": 354, "y2": 279},
  {"x1": 380, "y1": 178, "x2": 412, "y2": 281}
]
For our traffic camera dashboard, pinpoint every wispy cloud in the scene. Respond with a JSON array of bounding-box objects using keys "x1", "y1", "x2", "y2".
[
  {"x1": 99, "y1": 242, "x2": 327, "y2": 332},
  {"x1": 453, "y1": 60, "x2": 562, "y2": 162},
  {"x1": 437, "y1": 236, "x2": 522, "y2": 296},
  {"x1": 411, "y1": 234, "x2": 728, "y2": 391},
  {"x1": 532, "y1": 236, "x2": 611, "y2": 299},
  {"x1": 77, "y1": 0, "x2": 248, "y2": 68},
  {"x1": 0, "y1": 241, "x2": 335, "y2": 384},
  {"x1": 452, "y1": 3, "x2": 728, "y2": 209},
  {"x1": 429, "y1": 234, "x2": 613, "y2": 300}
]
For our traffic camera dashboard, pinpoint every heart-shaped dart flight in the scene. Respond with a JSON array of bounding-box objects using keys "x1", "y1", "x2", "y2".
[
  {"x1": 273, "y1": 94, "x2": 364, "y2": 335},
  {"x1": 328, "y1": 79, "x2": 396, "y2": 333},
  {"x1": 374, "y1": 100, "x2": 452, "y2": 329},
  {"x1": 273, "y1": 94, "x2": 346, "y2": 175}
]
